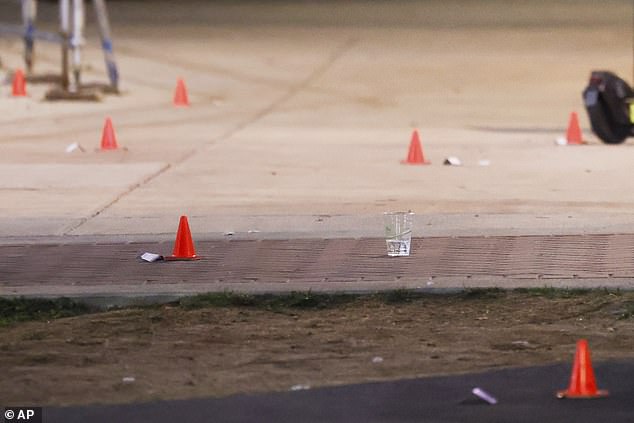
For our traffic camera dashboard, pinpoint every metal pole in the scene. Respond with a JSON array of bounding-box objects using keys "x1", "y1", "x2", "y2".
[
  {"x1": 21, "y1": 0, "x2": 37, "y2": 73},
  {"x1": 60, "y1": 0, "x2": 70, "y2": 90},
  {"x1": 93, "y1": 0, "x2": 119, "y2": 92},
  {"x1": 70, "y1": 0, "x2": 84, "y2": 91}
]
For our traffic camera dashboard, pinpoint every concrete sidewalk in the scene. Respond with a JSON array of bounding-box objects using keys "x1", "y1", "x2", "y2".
[{"x1": 2, "y1": 1, "x2": 634, "y2": 297}]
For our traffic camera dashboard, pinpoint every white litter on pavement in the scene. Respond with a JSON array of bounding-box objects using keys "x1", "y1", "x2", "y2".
[
  {"x1": 443, "y1": 156, "x2": 462, "y2": 166},
  {"x1": 140, "y1": 252, "x2": 163, "y2": 262},
  {"x1": 472, "y1": 387, "x2": 498, "y2": 405},
  {"x1": 65, "y1": 142, "x2": 85, "y2": 153}
]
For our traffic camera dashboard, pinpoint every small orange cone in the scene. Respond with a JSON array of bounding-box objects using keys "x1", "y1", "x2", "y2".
[
  {"x1": 556, "y1": 339, "x2": 608, "y2": 399},
  {"x1": 565, "y1": 112, "x2": 584, "y2": 145},
  {"x1": 401, "y1": 129, "x2": 430, "y2": 165},
  {"x1": 100, "y1": 117, "x2": 119, "y2": 150},
  {"x1": 12, "y1": 69, "x2": 27, "y2": 97},
  {"x1": 173, "y1": 78, "x2": 190, "y2": 107},
  {"x1": 166, "y1": 215, "x2": 200, "y2": 261}
]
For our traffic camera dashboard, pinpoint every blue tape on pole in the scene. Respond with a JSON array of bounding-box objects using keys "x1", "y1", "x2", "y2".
[
  {"x1": 0, "y1": 24, "x2": 62, "y2": 43},
  {"x1": 107, "y1": 63, "x2": 119, "y2": 85},
  {"x1": 102, "y1": 39, "x2": 112, "y2": 52}
]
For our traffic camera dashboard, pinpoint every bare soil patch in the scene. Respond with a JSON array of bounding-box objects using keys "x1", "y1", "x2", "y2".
[{"x1": 2, "y1": 289, "x2": 634, "y2": 406}]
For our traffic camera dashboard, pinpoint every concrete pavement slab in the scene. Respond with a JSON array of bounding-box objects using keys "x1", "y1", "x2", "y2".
[{"x1": 0, "y1": 163, "x2": 167, "y2": 236}]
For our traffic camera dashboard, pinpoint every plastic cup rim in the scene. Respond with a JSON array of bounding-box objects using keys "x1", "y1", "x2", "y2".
[{"x1": 383, "y1": 211, "x2": 414, "y2": 216}]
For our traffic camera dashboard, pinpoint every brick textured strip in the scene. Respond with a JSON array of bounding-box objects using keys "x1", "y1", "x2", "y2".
[{"x1": 1, "y1": 234, "x2": 634, "y2": 289}]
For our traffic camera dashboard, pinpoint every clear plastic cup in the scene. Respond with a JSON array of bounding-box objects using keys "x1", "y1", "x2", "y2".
[{"x1": 383, "y1": 211, "x2": 414, "y2": 257}]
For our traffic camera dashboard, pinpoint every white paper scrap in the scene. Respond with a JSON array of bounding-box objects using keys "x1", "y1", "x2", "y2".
[
  {"x1": 65, "y1": 142, "x2": 85, "y2": 153},
  {"x1": 443, "y1": 156, "x2": 462, "y2": 166},
  {"x1": 140, "y1": 252, "x2": 163, "y2": 262},
  {"x1": 472, "y1": 387, "x2": 497, "y2": 405}
]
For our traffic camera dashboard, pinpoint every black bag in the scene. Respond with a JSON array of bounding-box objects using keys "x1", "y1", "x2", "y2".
[{"x1": 583, "y1": 71, "x2": 634, "y2": 144}]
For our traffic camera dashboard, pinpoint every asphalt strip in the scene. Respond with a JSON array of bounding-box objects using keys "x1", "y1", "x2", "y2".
[{"x1": 45, "y1": 361, "x2": 634, "y2": 423}]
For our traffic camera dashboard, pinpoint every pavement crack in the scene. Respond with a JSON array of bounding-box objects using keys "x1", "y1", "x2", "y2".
[
  {"x1": 219, "y1": 36, "x2": 360, "y2": 136},
  {"x1": 192, "y1": 36, "x2": 360, "y2": 158},
  {"x1": 59, "y1": 37, "x2": 357, "y2": 236},
  {"x1": 63, "y1": 163, "x2": 171, "y2": 235}
]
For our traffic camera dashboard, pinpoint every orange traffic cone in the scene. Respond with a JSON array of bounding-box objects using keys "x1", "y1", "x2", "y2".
[
  {"x1": 100, "y1": 117, "x2": 119, "y2": 150},
  {"x1": 556, "y1": 339, "x2": 608, "y2": 399},
  {"x1": 173, "y1": 78, "x2": 190, "y2": 107},
  {"x1": 401, "y1": 129, "x2": 430, "y2": 165},
  {"x1": 12, "y1": 69, "x2": 27, "y2": 97},
  {"x1": 166, "y1": 215, "x2": 200, "y2": 261},
  {"x1": 565, "y1": 112, "x2": 584, "y2": 145}
]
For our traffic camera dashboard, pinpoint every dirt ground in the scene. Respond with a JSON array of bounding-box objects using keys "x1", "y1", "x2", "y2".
[{"x1": 2, "y1": 290, "x2": 634, "y2": 407}]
